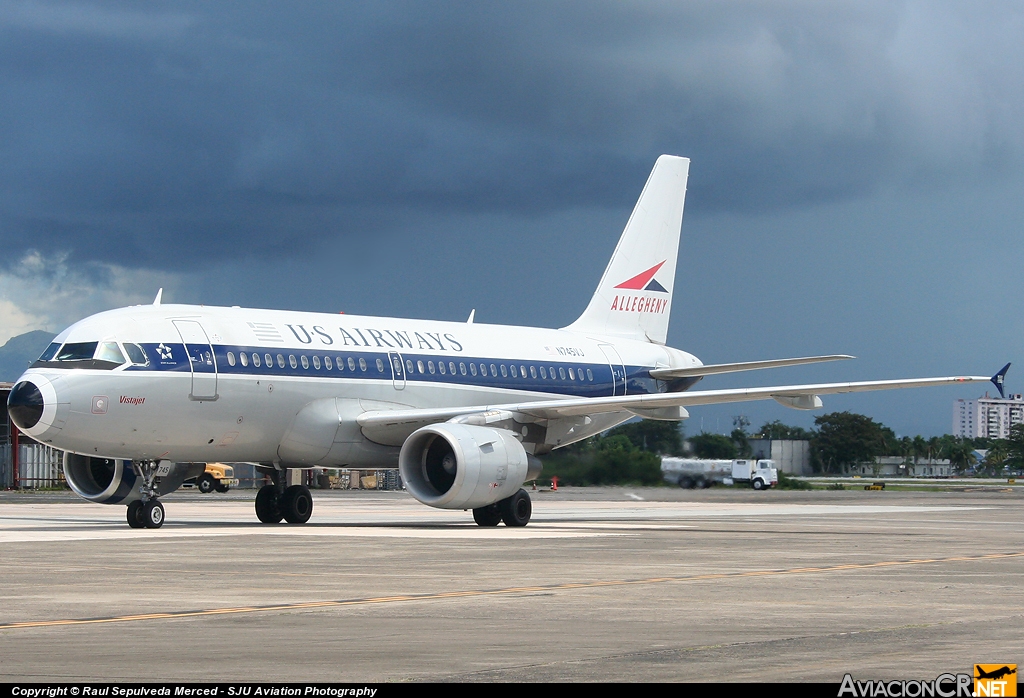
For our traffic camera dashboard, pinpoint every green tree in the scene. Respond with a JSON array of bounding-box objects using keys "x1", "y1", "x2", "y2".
[
  {"x1": 755, "y1": 421, "x2": 812, "y2": 440},
  {"x1": 946, "y1": 438, "x2": 977, "y2": 474},
  {"x1": 1005, "y1": 424, "x2": 1024, "y2": 472},
  {"x1": 689, "y1": 433, "x2": 738, "y2": 459},
  {"x1": 812, "y1": 412, "x2": 888, "y2": 474},
  {"x1": 606, "y1": 420, "x2": 684, "y2": 455},
  {"x1": 983, "y1": 440, "x2": 1009, "y2": 476}
]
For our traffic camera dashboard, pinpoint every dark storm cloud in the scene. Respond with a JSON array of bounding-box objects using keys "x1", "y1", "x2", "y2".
[{"x1": 0, "y1": 1, "x2": 1021, "y2": 270}]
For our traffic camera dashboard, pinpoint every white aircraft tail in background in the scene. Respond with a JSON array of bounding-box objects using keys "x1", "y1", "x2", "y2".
[{"x1": 564, "y1": 154, "x2": 688, "y2": 345}]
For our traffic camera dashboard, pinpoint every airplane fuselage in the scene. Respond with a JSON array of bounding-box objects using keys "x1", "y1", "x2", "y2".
[{"x1": 18, "y1": 304, "x2": 701, "y2": 465}]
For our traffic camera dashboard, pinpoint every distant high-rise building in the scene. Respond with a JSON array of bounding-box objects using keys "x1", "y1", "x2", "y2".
[{"x1": 954, "y1": 393, "x2": 1024, "y2": 439}]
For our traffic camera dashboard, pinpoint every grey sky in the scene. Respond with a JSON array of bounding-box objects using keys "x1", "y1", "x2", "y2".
[{"x1": 1, "y1": 1, "x2": 1022, "y2": 436}]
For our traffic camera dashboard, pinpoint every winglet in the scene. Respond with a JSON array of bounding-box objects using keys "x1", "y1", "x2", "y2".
[
  {"x1": 467, "y1": 309, "x2": 475, "y2": 324},
  {"x1": 153, "y1": 288, "x2": 163, "y2": 306},
  {"x1": 991, "y1": 362, "x2": 1011, "y2": 398}
]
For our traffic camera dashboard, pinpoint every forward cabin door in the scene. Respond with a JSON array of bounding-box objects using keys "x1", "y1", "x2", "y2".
[
  {"x1": 388, "y1": 351, "x2": 407, "y2": 391},
  {"x1": 598, "y1": 344, "x2": 627, "y2": 397},
  {"x1": 173, "y1": 320, "x2": 219, "y2": 400}
]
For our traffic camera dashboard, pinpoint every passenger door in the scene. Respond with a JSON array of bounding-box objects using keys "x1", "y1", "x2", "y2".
[{"x1": 172, "y1": 320, "x2": 218, "y2": 400}]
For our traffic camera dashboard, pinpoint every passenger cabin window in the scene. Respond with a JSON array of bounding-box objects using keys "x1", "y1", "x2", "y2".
[
  {"x1": 529, "y1": 366, "x2": 537, "y2": 379},
  {"x1": 124, "y1": 343, "x2": 148, "y2": 366},
  {"x1": 469, "y1": 363, "x2": 477, "y2": 376},
  {"x1": 539, "y1": 366, "x2": 547, "y2": 379},
  {"x1": 227, "y1": 352, "x2": 236, "y2": 367},
  {"x1": 459, "y1": 362, "x2": 467, "y2": 376},
  {"x1": 240, "y1": 352, "x2": 248, "y2": 367},
  {"x1": 417, "y1": 360, "x2": 425, "y2": 374},
  {"x1": 349, "y1": 357, "x2": 357, "y2": 371},
  {"x1": 429, "y1": 361, "x2": 436, "y2": 374},
  {"x1": 559, "y1": 367, "x2": 566, "y2": 380},
  {"x1": 289, "y1": 355, "x2": 298, "y2": 369},
  {"x1": 500, "y1": 364, "x2": 507, "y2": 377},
  {"x1": 300, "y1": 355, "x2": 309, "y2": 369},
  {"x1": 312, "y1": 356, "x2": 321, "y2": 370},
  {"x1": 376, "y1": 358, "x2": 385, "y2": 373},
  {"x1": 277, "y1": 354, "x2": 285, "y2": 368},
  {"x1": 252, "y1": 353, "x2": 261, "y2": 367},
  {"x1": 510, "y1": 365, "x2": 517, "y2": 378},
  {"x1": 358, "y1": 358, "x2": 367, "y2": 372},
  {"x1": 325, "y1": 356, "x2": 333, "y2": 370},
  {"x1": 265, "y1": 354, "x2": 272, "y2": 368}
]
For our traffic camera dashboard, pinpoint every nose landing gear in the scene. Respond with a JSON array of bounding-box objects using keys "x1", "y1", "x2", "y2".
[{"x1": 125, "y1": 460, "x2": 166, "y2": 529}]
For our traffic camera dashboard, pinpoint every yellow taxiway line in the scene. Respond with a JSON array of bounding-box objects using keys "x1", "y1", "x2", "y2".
[{"x1": 3, "y1": 550, "x2": 1022, "y2": 631}]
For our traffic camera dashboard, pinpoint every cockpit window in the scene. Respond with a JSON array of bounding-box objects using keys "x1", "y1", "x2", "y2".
[
  {"x1": 57, "y1": 342, "x2": 99, "y2": 361},
  {"x1": 38, "y1": 342, "x2": 61, "y2": 362},
  {"x1": 124, "y1": 343, "x2": 148, "y2": 365},
  {"x1": 95, "y1": 342, "x2": 126, "y2": 365}
]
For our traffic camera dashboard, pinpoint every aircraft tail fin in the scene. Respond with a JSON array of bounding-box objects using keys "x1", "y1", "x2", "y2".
[{"x1": 562, "y1": 155, "x2": 689, "y2": 345}]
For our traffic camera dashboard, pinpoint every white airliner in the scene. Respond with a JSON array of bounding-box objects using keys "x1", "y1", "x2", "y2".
[{"x1": 6, "y1": 155, "x2": 1002, "y2": 529}]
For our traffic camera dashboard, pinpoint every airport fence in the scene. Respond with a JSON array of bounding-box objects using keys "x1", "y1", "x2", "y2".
[{"x1": 0, "y1": 442, "x2": 65, "y2": 488}]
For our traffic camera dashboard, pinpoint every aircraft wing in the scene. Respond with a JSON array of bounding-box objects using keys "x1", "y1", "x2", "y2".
[
  {"x1": 357, "y1": 374, "x2": 991, "y2": 430},
  {"x1": 649, "y1": 354, "x2": 854, "y2": 380}
]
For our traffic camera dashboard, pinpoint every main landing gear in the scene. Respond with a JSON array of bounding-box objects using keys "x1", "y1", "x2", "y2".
[
  {"x1": 472, "y1": 488, "x2": 532, "y2": 527},
  {"x1": 126, "y1": 460, "x2": 165, "y2": 529},
  {"x1": 255, "y1": 470, "x2": 313, "y2": 524}
]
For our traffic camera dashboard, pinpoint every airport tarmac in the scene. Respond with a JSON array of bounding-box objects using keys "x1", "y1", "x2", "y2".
[{"x1": 0, "y1": 487, "x2": 1022, "y2": 683}]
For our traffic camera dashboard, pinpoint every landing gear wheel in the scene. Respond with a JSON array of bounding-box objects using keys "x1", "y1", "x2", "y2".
[
  {"x1": 141, "y1": 500, "x2": 164, "y2": 529},
  {"x1": 126, "y1": 501, "x2": 145, "y2": 528},
  {"x1": 255, "y1": 485, "x2": 283, "y2": 523},
  {"x1": 498, "y1": 488, "x2": 532, "y2": 527},
  {"x1": 215, "y1": 483, "x2": 229, "y2": 493},
  {"x1": 472, "y1": 504, "x2": 502, "y2": 526},
  {"x1": 281, "y1": 485, "x2": 313, "y2": 524},
  {"x1": 197, "y1": 473, "x2": 216, "y2": 493}
]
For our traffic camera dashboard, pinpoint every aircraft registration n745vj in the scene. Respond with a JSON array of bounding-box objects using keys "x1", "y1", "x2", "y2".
[{"x1": 6, "y1": 155, "x2": 1003, "y2": 529}]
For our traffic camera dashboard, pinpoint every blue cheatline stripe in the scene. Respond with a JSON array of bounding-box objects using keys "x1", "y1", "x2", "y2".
[{"x1": 123, "y1": 344, "x2": 664, "y2": 398}]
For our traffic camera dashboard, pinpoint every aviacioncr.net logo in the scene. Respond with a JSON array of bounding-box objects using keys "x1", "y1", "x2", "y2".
[{"x1": 838, "y1": 673, "x2": 973, "y2": 697}]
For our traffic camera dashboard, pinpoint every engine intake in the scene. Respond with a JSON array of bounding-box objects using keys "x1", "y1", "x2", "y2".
[
  {"x1": 399, "y1": 424, "x2": 537, "y2": 510},
  {"x1": 63, "y1": 454, "x2": 204, "y2": 504}
]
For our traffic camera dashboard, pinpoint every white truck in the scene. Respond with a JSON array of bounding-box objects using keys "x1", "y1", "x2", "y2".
[{"x1": 661, "y1": 458, "x2": 778, "y2": 490}]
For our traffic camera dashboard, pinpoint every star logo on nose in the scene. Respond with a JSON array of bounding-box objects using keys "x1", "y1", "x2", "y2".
[{"x1": 157, "y1": 343, "x2": 173, "y2": 360}]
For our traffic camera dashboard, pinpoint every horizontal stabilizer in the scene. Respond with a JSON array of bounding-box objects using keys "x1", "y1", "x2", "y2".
[
  {"x1": 991, "y1": 362, "x2": 1011, "y2": 398},
  {"x1": 649, "y1": 354, "x2": 854, "y2": 380}
]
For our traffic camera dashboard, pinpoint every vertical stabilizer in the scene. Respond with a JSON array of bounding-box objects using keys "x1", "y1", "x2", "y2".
[{"x1": 563, "y1": 155, "x2": 689, "y2": 344}]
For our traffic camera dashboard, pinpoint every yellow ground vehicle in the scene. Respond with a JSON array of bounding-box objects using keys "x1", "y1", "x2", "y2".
[{"x1": 186, "y1": 463, "x2": 239, "y2": 493}]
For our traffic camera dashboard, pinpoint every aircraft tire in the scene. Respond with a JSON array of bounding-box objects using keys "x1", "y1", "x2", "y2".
[
  {"x1": 499, "y1": 489, "x2": 531, "y2": 527},
  {"x1": 197, "y1": 474, "x2": 215, "y2": 494},
  {"x1": 255, "y1": 485, "x2": 283, "y2": 523},
  {"x1": 142, "y1": 500, "x2": 165, "y2": 529},
  {"x1": 282, "y1": 485, "x2": 313, "y2": 524},
  {"x1": 472, "y1": 504, "x2": 502, "y2": 526},
  {"x1": 127, "y1": 501, "x2": 145, "y2": 528}
]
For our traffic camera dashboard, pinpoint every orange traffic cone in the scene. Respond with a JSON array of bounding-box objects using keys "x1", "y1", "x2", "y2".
[{"x1": 551, "y1": 476, "x2": 558, "y2": 491}]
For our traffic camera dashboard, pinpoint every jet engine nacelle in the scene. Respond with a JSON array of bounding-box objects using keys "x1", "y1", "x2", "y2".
[
  {"x1": 399, "y1": 424, "x2": 538, "y2": 510},
  {"x1": 63, "y1": 453, "x2": 205, "y2": 504}
]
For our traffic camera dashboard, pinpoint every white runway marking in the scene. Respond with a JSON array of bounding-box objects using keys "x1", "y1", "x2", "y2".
[{"x1": 0, "y1": 499, "x2": 987, "y2": 544}]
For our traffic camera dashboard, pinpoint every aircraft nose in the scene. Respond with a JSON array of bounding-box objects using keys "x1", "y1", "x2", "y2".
[{"x1": 8, "y1": 380, "x2": 44, "y2": 430}]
